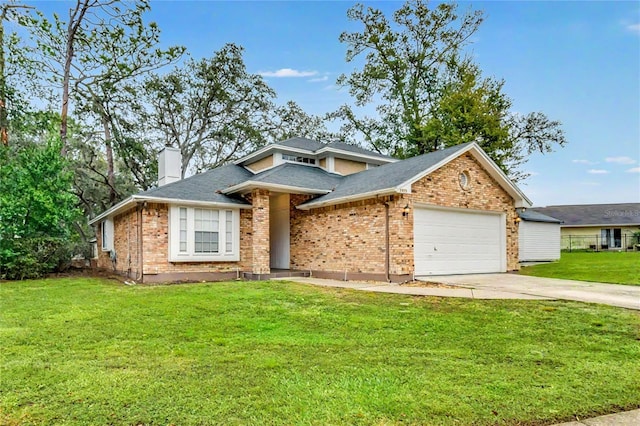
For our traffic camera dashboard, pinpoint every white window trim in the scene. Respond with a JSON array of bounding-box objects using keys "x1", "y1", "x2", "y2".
[
  {"x1": 168, "y1": 206, "x2": 240, "y2": 262},
  {"x1": 101, "y1": 219, "x2": 114, "y2": 251}
]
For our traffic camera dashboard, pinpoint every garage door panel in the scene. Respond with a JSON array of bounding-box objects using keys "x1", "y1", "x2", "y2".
[{"x1": 414, "y1": 207, "x2": 506, "y2": 275}]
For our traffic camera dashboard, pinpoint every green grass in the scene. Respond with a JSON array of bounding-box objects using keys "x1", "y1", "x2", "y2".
[
  {"x1": 520, "y1": 251, "x2": 640, "y2": 285},
  {"x1": 1, "y1": 278, "x2": 639, "y2": 425}
]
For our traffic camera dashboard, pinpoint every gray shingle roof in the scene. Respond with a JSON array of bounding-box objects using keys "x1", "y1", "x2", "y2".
[
  {"x1": 138, "y1": 164, "x2": 252, "y2": 205},
  {"x1": 275, "y1": 137, "x2": 392, "y2": 160},
  {"x1": 518, "y1": 209, "x2": 562, "y2": 223},
  {"x1": 277, "y1": 137, "x2": 325, "y2": 151},
  {"x1": 324, "y1": 141, "x2": 394, "y2": 160},
  {"x1": 248, "y1": 163, "x2": 342, "y2": 191},
  {"x1": 301, "y1": 142, "x2": 474, "y2": 206},
  {"x1": 531, "y1": 203, "x2": 640, "y2": 226}
]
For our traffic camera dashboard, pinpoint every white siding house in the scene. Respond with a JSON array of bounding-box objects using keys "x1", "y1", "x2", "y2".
[{"x1": 518, "y1": 210, "x2": 562, "y2": 262}]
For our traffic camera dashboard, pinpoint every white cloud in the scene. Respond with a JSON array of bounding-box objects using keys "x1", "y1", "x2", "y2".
[
  {"x1": 588, "y1": 169, "x2": 610, "y2": 174},
  {"x1": 308, "y1": 75, "x2": 329, "y2": 83},
  {"x1": 605, "y1": 156, "x2": 637, "y2": 165},
  {"x1": 627, "y1": 23, "x2": 640, "y2": 34},
  {"x1": 572, "y1": 159, "x2": 597, "y2": 165},
  {"x1": 259, "y1": 68, "x2": 318, "y2": 78},
  {"x1": 627, "y1": 167, "x2": 640, "y2": 173}
]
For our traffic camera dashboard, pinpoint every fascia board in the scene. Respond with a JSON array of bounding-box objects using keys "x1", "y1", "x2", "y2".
[
  {"x1": 315, "y1": 147, "x2": 397, "y2": 164},
  {"x1": 88, "y1": 195, "x2": 251, "y2": 226},
  {"x1": 222, "y1": 181, "x2": 331, "y2": 195}
]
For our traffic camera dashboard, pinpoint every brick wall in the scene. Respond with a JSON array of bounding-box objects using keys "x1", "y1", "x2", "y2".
[
  {"x1": 96, "y1": 208, "x2": 140, "y2": 278},
  {"x1": 406, "y1": 153, "x2": 519, "y2": 271},
  {"x1": 289, "y1": 152, "x2": 519, "y2": 277},
  {"x1": 290, "y1": 196, "x2": 389, "y2": 274},
  {"x1": 98, "y1": 202, "x2": 253, "y2": 282},
  {"x1": 251, "y1": 189, "x2": 270, "y2": 274}
]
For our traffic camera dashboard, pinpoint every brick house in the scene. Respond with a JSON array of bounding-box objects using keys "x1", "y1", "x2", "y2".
[{"x1": 89, "y1": 138, "x2": 531, "y2": 283}]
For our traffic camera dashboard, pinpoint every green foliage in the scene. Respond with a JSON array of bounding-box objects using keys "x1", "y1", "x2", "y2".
[
  {"x1": 0, "y1": 137, "x2": 80, "y2": 279},
  {"x1": 144, "y1": 43, "x2": 276, "y2": 175},
  {"x1": 1, "y1": 278, "x2": 639, "y2": 424},
  {"x1": 333, "y1": 0, "x2": 566, "y2": 180}
]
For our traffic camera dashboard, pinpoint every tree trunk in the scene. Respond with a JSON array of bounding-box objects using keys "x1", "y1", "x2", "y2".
[
  {"x1": 102, "y1": 114, "x2": 116, "y2": 205},
  {"x1": 60, "y1": 0, "x2": 91, "y2": 156},
  {"x1": 0, "y1": 6, "x2": 8, "y2": 146}
]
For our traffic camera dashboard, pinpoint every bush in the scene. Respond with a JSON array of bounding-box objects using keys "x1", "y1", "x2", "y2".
[
  {"x1": 0, "y1": 137, "x2": 80, "y2": 280},
  {"x1": 0, "y1": 237, "x2": 75, "y2": 280}
]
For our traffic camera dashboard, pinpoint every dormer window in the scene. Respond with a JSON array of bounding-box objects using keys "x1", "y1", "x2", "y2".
[{"x1": 282, "y1": 154, "x2": 316, "y2": 165}]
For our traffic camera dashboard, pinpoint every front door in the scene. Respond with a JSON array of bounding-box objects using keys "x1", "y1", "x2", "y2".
[{"x1": 269, "y1": 194, "x2": 290, "y2": 269}]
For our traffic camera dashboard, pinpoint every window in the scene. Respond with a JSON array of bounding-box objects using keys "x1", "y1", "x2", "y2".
[
  {"x1": 101, "y1": 219, "x2": 114, "y2": 251},
  {"x1": 169, "y1": 206, "x2": 240, "y2": 262},
  {"x1": 194, "y1": 209, "x2": 219, "y2": 253},
  {"x1": 459, "y1": 171, "x2": 470, "y2": 190},
  {"x1": 600, "y1": 228, "x2": 622, "y2": 249},
  {"x1": 282, "y1": 154, "x2": 316, "y2": 165},
  {"x1": 179, "y1": 208, "x2": 187, "y2": 252}
]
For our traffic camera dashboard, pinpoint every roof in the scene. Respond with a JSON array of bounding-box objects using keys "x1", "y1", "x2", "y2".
[
  {"x1": 139, "y1": 164, "x2": 252, "y2": 204},
  {"x1": 234, "y1": 137, "x2": 395, "y2": 166},
  {"x1": 301, "y1": 143, "x2": 475, "y2": 207},
  {"x1": 298, "y1": 142, "x2": 531, "y2": 209},
  {"x1": 530, "y1": 203, "x2": 640, "y2": 226},
  {"x1": 518, "y1": 209, "x2": 562, "y2": 224},
  {"x1": 89, "y1": 164, "x2": 253, "y2": 225},
  {"x1": 91, "y1": 140, "x2": 532, "y2": 223},
  {"x1": 222, "y1": 162, "x2": 343, "y2": 194}
]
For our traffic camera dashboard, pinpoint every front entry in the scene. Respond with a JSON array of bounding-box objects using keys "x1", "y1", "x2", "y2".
[{"x1": 269, "y1": 193, "x2": 290, "y2": 269}]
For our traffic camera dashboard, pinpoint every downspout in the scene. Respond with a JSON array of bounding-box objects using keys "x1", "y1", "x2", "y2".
[
  {"x1": 136, "y1": 201, "x2": 145, "y2": 281},
  {"x1": 384, "y1": 200, "x2": 391, "y2": 283}
]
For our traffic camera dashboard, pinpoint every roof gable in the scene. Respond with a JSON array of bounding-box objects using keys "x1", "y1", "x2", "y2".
[{"x1": 298, "y1": 142, "x2": 531, "y2": 210}]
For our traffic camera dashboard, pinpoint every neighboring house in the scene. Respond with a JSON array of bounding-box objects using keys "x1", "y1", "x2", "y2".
[
  {"x1": 89, "y1": 137, "x2": 532, "y2": 283},
  {"x1": 530, "y1": 203, "x2": 640, "y2": 251},
  {"x1": 518, "y1": 210, "x2": 562, "y2": 262}
]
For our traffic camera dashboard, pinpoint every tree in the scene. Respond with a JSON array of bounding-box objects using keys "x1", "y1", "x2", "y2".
[
  {"x1": 262, "y1": 100, "x2": 341, "y2": 144},
  {"x1": 333, "y1": 0, "x2": 566, "y2": 179},
  {"x1": 0, "y1": 1, "x2": 36, "y2": 146},
  {"x1": 26, "y1": 0, "x2": 183, "y2": 202},
  {"x1": 144, "y1": 43, "x2": 275, "y2": 176},
  {"x1": 0, "y1": 134, "x2": 80, "y2": 279}
]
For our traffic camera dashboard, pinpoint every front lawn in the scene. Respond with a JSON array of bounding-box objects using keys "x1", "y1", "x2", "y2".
[
  {"x1": 1, "y1": 278, "x2": 639, "y2": 425},
  {"x1": 520, "y1": 251, "x2": 640, "y2": 285}
]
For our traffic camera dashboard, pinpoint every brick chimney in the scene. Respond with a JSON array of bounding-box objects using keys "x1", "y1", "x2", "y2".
[{"x1": 158, "y1": 146, "x2": 181, "y2": 186}]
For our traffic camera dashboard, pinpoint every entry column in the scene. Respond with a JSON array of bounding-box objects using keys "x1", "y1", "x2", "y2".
[{"x1": 251, "y1": 188, "x2": 270, "y2": 274}]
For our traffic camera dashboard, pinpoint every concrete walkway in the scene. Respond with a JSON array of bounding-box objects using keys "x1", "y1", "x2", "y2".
[
  {"x1": 274, "y1": 276, "x2": 551, "y2": 300},
  {"x1": 428, "y1": 274, "x2": 640, "y2": 310},
  {"x1": 553, "y1": 408, "x2": 640, "y2": 425}
]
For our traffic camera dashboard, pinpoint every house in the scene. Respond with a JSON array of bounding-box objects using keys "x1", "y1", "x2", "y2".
[
  {"x1": 530, "y1": 203, "x2": 640, "y2": 251},
  {"x1": 517, "y1": 209, "x2": 562, "y2": 262},
  {"x1": 89, "y1": 137, "x2": 532, "y2": 283}
]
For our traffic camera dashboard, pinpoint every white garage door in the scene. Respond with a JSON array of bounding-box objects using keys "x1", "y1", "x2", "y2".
[{"x1": 414, "y1": 206, "x2": 506, "y2": 276}]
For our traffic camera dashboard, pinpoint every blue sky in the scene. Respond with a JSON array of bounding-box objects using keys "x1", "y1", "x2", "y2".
[{"x1": 32, "y1": 1, "x2": 640, "y2": 206}]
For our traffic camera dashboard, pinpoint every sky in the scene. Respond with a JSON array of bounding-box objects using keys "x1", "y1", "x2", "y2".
[{"x1": 31, "y1": 1, "x2": 640, "y2": 207}]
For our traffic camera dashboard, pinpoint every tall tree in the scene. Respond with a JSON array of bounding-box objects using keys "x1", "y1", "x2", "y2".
[
  {"x1": 0, "y1": 1, "x2": 35, "y2": 146},
  {"x1": 144, "y1": 43, "x2": 274, "y2": 176},
  {"x1": 263, "y1": 100, "x2": 340, "y2": 144},
  {"x1": 333, "y1": 0, "x2": 566, "y2": 179},
  {"x1": 27, "y1": 0, "x2": 183, "y2": 202}
]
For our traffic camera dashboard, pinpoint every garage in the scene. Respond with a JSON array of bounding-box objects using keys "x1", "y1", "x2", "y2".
[{"x1": 414, "y1": 206, "x2": 506, "y2": 276}]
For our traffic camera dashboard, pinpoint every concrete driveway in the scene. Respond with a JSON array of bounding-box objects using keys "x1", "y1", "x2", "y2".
[{"x1": 425, "y1": 274, "x2": 640, "y2": 310}]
